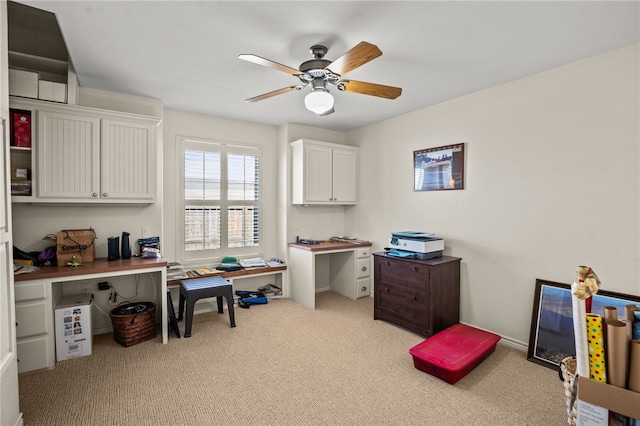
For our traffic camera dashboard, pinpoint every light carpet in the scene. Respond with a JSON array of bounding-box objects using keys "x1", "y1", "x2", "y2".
[{"x1": 19, "y1": 291, "x2": 567, "y2": 425}]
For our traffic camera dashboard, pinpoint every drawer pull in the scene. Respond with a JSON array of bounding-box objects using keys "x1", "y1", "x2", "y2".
[
  {"x1": 385, "y1": 288, "x2": 390, "y2": 293},
  {"x1": 412, "y1": 295, "x2": 417, "y2": 301},
  {"x1": 412, "y1": 266, "x2": 417, "y2": 272},
  {"x1": 361, "y1": 266, "x2": 367, "y2": 272},
  {"x1": 92, "y1": 193, "x2": 99, "y2": 198},
  {"x1": 361, "y1": 286, "x2": 367, "y2": 292},
  {"x1": 385, "y1": 261, "x2": 390, "y2": 266}
]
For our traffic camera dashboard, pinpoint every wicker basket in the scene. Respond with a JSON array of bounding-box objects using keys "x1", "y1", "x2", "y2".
[
  {"x1": 560, "y1": 356, "x2": 578, "y2": 426},
  {"x1": 109, "y1": 302, "x2": 156, "y2": 347}
]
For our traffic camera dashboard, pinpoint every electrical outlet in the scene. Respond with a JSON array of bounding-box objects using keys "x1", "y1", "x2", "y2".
[{"x1": 142, "y1": 226, "x2": 150, "y2": 238}]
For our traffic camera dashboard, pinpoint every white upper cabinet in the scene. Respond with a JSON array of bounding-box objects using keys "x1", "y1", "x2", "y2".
[
  {"x1": 10, "y1": 98, "x2": 158, "y2": 204},
  {"x1": 37, "y1": 109, "x2": 100, "y2": 199},
  {"x1": 291, "y1": 139, "x2": 358, "y2": 205},
  {"x1": 100, "y1": 117, "x2": 156, "y2": 201}
]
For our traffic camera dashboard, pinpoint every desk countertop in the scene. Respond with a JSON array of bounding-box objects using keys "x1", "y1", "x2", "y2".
[
  {"x1": 289, "y1": 241, "x2": 371, "y2": 252},
  {"x1": 14, "y1": 257, "x2": 168, "y2": 282}
]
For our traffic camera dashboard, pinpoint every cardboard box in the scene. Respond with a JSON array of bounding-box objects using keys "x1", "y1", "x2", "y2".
[
  {"x1": 8, "y1": 68, "x2": 38, "y2": 98},
  {"x1": 38, "y1": 80, "x2": 67, "y2": 103},
  {"x1": 10, "y1": 167, "x2": 29, "y2": 181},
  {"x1": 577, "y1": 375, "x2": 640, "y2": 420},
  {"x1": 56, "y1": 229, "x2": 96, "y2": 265},
  {"x1": 55, "y1": 294, "x2": 93, "y2": 361}
]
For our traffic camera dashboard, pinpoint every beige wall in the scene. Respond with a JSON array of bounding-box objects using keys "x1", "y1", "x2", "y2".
[
  {"x1": 346, "y1": 44, "x2": 640, "y2": 346},
  {"x1": 10, "y1": 44, "x2": 638, "y2": 348}
]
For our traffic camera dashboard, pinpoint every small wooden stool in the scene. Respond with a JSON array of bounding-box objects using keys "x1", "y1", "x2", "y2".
[{"x1": 178, "y1": 276, "x2": 236, "y2": 338}]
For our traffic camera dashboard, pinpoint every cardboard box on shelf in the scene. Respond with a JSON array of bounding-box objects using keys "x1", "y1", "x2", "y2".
[
  {"x1": 577, "y1": 375, "x2": 640, "y2": 420},
  {"x1": 10, "y1": 167, "x2": 29, "y2": 181}
]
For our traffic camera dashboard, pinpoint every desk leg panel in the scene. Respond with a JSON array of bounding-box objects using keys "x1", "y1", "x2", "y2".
[{"x1": 288, "y1": 248, "x2": 315, "y2": 309}]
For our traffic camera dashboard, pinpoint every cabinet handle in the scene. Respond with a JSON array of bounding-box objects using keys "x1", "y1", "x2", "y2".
[
  {"x1": 92, "y1": 193, "x2": 99, "y2": 198},
  {"x1": 361, "y1": 286, "x2": 367, "y2": 292},
  {"x1": 361, "y1": 266, "x2": 367, "y2": 272},
  {"x1": 103, "y1": 192, "x2": 109, "y2": 197}
]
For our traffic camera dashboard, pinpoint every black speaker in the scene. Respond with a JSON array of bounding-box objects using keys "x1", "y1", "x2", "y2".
[
  {"x1": 121, "y1": 232, "x2": 131, "y2": 259},
  {"x1": 107, "y1": 236, "x2": 120, "y2": 261}
]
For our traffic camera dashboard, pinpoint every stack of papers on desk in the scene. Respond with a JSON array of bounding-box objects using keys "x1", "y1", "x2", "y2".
[
  {"x1": 167, "y1": 262, "x2": 188, "y2": 280},
  {"x1": 239, "y1": 257, "x2": 267, "y2": 268}
]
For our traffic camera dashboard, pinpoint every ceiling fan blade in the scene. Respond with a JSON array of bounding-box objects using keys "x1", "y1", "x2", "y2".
[
  {"x1": 325, "y1": 41, "x2": 382, "y2": 77},
  {"x1": 244, "y1": 86, "x2": 302, "y2": 102},
  {"x1": 338, "y1": 80, "x2": 402, "y2": 100},
  {"x1": 238, "y1": 54, "x2": 302, "y2": 75}
]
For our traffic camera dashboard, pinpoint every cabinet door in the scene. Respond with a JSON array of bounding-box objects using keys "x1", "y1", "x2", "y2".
[
  {"x1": 37, "y1": 110, "x2": 100, "y2": 199},
  {"x1": 304, "y1": 143, "x2": 333, "y2": 203},
  {"x1": 101, "y1": 118, "x2": 156, "y2": 200},
  {"x1": 332, "y1": 148, "x2": 357, "y2": 204}
]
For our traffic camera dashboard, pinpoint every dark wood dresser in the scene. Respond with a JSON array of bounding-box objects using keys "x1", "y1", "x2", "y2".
[{"x1": 373, "y1": 252, "x2": 461, "y2": 337}]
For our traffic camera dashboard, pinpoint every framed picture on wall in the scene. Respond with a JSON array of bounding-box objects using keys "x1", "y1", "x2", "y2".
[
  {"x1": 527, "y1": 278, "x2": 640, "y2": 369},
  {"x1": 413, "y1": 143, "x2": 465, "y2": 191}
]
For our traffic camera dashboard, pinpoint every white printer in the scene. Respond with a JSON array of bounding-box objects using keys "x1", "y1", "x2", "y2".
[{"x1": 388, "y1": 231, "x2": 444, "y2": 260}]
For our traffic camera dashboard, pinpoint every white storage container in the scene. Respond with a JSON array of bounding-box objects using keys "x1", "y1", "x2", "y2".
[
  {"x1": 38, "y1": 80, "x2": 67, "y2": 102},
  {"x1": 9, "y1": 68, "x2": 38, "y2": 98},
  {"x1": 55, "y1": 294, "x2": 93, "y2": 361}
]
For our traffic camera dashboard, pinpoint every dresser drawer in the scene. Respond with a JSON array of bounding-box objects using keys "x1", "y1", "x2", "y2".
[
  {"x1": 356, "y1": 258, "x2": 370, "y2": 278},
  {"x1": 15, "y1": 281, "x2": 47, "y2": 302},
  {"x1": 376, "y1": 285, "x2": 427, "y2": 324},
  {"x1": 376, "y1": 258, "x2": 429, "y2": 289},
  {"x1": 16, "y1": 301, "x2": 48, "y2": 338}
]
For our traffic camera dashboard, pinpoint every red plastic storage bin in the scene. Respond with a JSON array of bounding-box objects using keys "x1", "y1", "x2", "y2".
[{"x1": 409, "y1": 323, "x2": 501, "y2": 384}]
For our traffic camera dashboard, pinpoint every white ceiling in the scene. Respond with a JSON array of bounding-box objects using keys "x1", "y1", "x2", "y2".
[{"x1": 14, "y1": 1, "x2": 640, "y2": 133}]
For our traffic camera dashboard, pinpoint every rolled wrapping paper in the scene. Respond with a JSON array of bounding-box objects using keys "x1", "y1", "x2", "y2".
[
  {"x1": 605, "y1": 318, "x2": 628, "y2": 388},
  {"x1": 626, "y1": 304, "x2": 638, "y2": 321},
  {"x1": 626, "y1": 304, "x2": 637, "y2": 341},
  {"x1": 571, "y1": 282, "x2": 590, "y2": 377},
  {"x1": 629, "y1": 340, "x2": 640, "y2": 392},
  {"x1": 586, "y1": 313, "x2": 607, "y2": 382},
  {"x1": 603, "y1": 306, "x2": 618, "y2": 321}
]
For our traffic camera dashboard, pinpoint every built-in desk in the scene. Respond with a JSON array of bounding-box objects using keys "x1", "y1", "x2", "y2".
[
  {"x1": 14, "y1": 257, "x2": 167, "y2": 373},
  {"x1": 288, "y1": 241, "x2": 372, "y2": 309}
]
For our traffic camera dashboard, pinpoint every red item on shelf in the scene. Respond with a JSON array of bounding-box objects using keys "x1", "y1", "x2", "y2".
[{"x1": 10, "y1": 109, "x2": 31, "y2": 148}]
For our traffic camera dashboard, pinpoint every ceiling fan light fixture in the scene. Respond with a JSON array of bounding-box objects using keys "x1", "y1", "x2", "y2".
[{"x1": 304, "y1": 88, "x2": 334, "y2": 115}]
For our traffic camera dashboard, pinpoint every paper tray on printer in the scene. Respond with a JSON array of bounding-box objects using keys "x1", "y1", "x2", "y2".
[{"x1": 386, "y1": 249, "x2": 416, "y2": 258}]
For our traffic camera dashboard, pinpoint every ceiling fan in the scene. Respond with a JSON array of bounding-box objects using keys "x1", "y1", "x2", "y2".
[{"x1": 238, "y1": 41, "x2": 402, "y2": 116}]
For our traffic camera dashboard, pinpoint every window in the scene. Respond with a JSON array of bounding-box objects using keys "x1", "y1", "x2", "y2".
[{"x1": 181, "y1": 139, "x2": 261, "y2": 262}]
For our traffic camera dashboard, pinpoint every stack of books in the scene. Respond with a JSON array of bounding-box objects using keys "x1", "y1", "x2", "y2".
[{"x1": 166, "y1": 262, "x2": 187, "y2": 280}]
